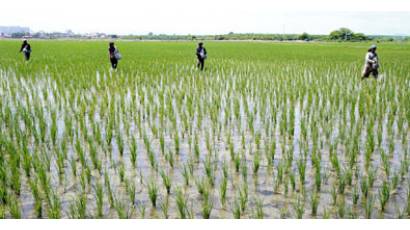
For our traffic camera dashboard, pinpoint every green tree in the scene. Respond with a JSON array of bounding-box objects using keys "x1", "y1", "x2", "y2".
[
  {"x1": 298, "y1": 32, "x2": 311, "y2": 41},
  {"x1": 329, "y1": 28, "x2": 369, "y2": 41}
]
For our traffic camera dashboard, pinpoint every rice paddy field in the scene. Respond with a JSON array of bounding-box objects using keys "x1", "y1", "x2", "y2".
[{"x1": 0, "y1": 40, "x2": 409, "y2": 219}]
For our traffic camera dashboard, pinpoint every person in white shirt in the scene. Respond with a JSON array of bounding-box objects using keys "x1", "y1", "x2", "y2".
[{"x1": 362, "y1": 44, "x2": 379, "y2": 79}]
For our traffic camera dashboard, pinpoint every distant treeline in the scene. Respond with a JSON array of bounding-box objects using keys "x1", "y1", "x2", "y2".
[
  {"x1": 122, "y1": 28, "x2": 409, "y2": 42},
  {"x1": 6, "y1": 27, "x2": 409, "y2": 42}
]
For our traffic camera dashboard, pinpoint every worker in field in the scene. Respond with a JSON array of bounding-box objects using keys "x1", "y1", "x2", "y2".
[
  {"x1": 362, "y1": 44, "x2": 379, "y2": 79},
  {"x1": 19, "y1": 39, "x2": 32, "y2": 61},
  {"x1": 196, "y1": 42, "x2": 207, "y2": 71},
  {"x1": 108, "y1": 42, "x2": 121, "y2": 70}
]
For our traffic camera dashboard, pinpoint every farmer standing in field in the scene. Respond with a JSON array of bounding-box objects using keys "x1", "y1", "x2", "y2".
[
  {"x1": 196, "y1": 42, "x2": 207, "y2": 71},
  {"x1": 108, "y1": 42, "x2": 121, "y2": 70},
  {"x1": 362, "y1": 44, "x2": 379, "y2": 79},
  {"x1": 19, "y1": 39, "x2": 32, "y2": 61}
]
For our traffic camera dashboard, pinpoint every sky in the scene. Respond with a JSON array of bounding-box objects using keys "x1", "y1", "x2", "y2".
[{"x1": 1, "y1": 0, "x2": 410, "y2": 35}]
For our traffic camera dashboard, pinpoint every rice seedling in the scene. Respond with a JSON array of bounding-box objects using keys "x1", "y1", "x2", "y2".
[
  {"x1": 337, "y1": 196, "x2": 346, "y2": 218},
  {"x1": 102, "y1": 173, "x2": 114, "y2": 209},
  {"x1": 361, "y1": 178, "x2": 369, "y2": 198},
  {"x1": 56, "y1": 150, "x2": 65, "y2": 181},
  {"x1": 125, "y1": 179, "x2": 136, "y2": 205},
  {"x1": 118, "y1": 162, "x2": 125, "y2": 183},
  {"x1": 0, "y1": 40, "x2": 409, "y2": 219},
  {"x1": 21, "y1": 145, "x2": 32, "y2": 178},
  {"x1": 37, "y1": 163, "x2": 51, "y2": 198},
  {"x1": 175, "y1": 187, "x2": 188, "y2": 219},
  {"x1": 378, "y1": 181, "x2": 390, "y2": 212},
  {"x1": 47, "y1": 191, "x2": 61, "y2": 219},
  {"x1": 70, "y1": 156, "x2": 77, "y2": 177},
  {"x1": 114, "y1": 197, "x2": 128, "y2": 219},
  {"x1": 289, "y1": 172, "x2": 296, "y2": 192},
  {"x1": 8, "y1": 194, "x2": 21, "y2": 219},
  {"x1": 310, "y1": 192, "x2": 319, "y2": 217},
  {"x1": 160, "y1": 170, "x2": 172, "y2": 194},
  {"x1": 105, "y1": 120, "x2": 113, "y2": 149},
  {"x1": 219, "y1": 176, "x2": 228, "y2": 207},
  {"x1": 10, "y1": 156, "x2": 21, "y2": 196},
  {"x1": 338, "y1": 172, "x2": 346, "y2": 195},
  {"x1": 88, "y1": 141, "x2": 101, "y2": 171},
  {"x1": 0, "y1": 205, "x2": 4, "y2": 219},
  {"x1": 193, "y1": 134, "x2": 201, "y2": 162},
  {"x1": 352, "y1": 183, "x2": 360, "y2": 206},
  {"x1": 80, "y1": 170, "x2": 88, "y2": 192},
  {"x1": 331, "y1": 184, "x2": 337, "y2": 206},
  {"x1": 204, "y1": 154, "x2": 215, "y2": 186},
  {"x1": 284, "y1": 176, "x2": 289, "y2": 196},
  {"x1": 277, "y1": 202, "x2": 288, "y2": 218},
  {"x1": 314, "y1": 167, "x2": 321, "y2": 192},
  {"x1": 187, "y1": 201, "x2": 195, "y2": 219},
  {"x1": 201, "y1": 194, "x2": 213, "y2": 219},
  {"x1": 174, "y1": 131, "x2": 180, "y2": 155},
  {"x1": 181, "y1": 164, "x2": 190, "y2": 186},
  {"x1": 147, "y1": 179, "x2": 158, "y2": 207},
  {"x1": 75, "y1": 138, "x2": 86, "y2": 167},
  {"x1": 29, "y1": 179, "x2": 43, "y2": 218},
  {"x1": 297, "y1": 158, "x2": 306, "y2": 186},
  {"x1": 69, "y1": 193, "x2": 87, "y2": 218},
  {"x1": 234, "y1": 153, "x2": 241, "y2": 173},
  {"x1": 94, "y1": 182, "x2": 104, "y2": 218},
  {"x1": 165, "y1": 151, "x2": 175, "y2": 168},
  {"x1": 391, "y1": 173, "x2": 399, "y2": 191},
  {"x1": 368, "y1": 168, "x2": 376, "y2": 188},
  {"x1": 138, "y1": 203, "x2": 146, "y2": 218},
  {"x1": 253, "y1": 151, "x2": 260, "y2": 175},
  {"x1": 322, "y1": 208, "x2": 330, "y2": 219},
  {"x1": 160, "y1": 197, "x2": 169, "y2": 219},
  {"x1": 239, "y1": 184, "x2": 248, "y2": 212},
  {"x1": 380, "y1": 150, "x2": 391, "y2": 178},
  {"x1": 205, "y1": 130, "x2": 213, "y2": 155},
  {"x1": 365, "y1": 195, "x2": 374, "y2": 219},
  {"x1": 0, "y1": 159, "x2": 7, "y2": 205},
  {"x1": 195, "y1": 177, "x2": 209, "y2": 199},
  {"x1": 232, "y1": 199, "x2": 241, "y2": 219},
  {"x1": 330, "y1": 151, "x2": 341, "y2": 176},
  {"x1": 241, "y1": 158, "x2": 248, "y2": 182},
  {"x1": 400, "y1": 156, "x2": 410, "y2": 180},
  {"x1": 254, "y1": 198, "x2": 264, "y2": 219},
  {"x1": 348, "y1": 207, "x2": 359, "y2": 219},
  {"x1": 222, "y1": 160, "x2": 229, "y2": 179},
  {"x1": 147, "y1": 148, "x2": 157, "y2": 170},
  {"x1": 293, "y1": 195, "x2": 305, "y2": 219},
  {"x1": 159, "y1": 132, "x2": 165, "y2": 156},
  {"x1": 345, "y1": 169, "x2": 353, "y2": 187}
]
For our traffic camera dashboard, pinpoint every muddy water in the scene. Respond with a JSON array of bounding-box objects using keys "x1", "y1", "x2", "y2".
[{"x1": 2, "y1": 70, "x2": 409, "y2": 219}]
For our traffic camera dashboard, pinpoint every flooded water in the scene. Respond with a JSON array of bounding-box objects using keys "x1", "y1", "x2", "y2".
[{"x1": 1, "y1": 68, "x2": 409, "y2": 219}]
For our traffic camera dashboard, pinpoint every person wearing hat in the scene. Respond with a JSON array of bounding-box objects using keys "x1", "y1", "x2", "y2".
[
  {"x1": 196, "y1": 42, "x2": 207, "y2": 71},
  {"x1": 362, "y1": 44, "x2": 379, "y2": 79},
  {"x1": 19, "y1": 39, "x2": 32, "y2": 61},
  {"x1": 108, "y1": 42, "x2": 121, "y2": 70}
]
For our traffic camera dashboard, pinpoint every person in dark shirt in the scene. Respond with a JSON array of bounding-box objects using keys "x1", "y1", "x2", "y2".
[
  {"x1": 108, "y1": 42, "x2": 119, "y2": 70},
  {"x1": 196, "y1": 42, "x2": 207, "y2": 71},
  {"x1": 19, "y1": 40, "x2": 31, "y2": 61}
]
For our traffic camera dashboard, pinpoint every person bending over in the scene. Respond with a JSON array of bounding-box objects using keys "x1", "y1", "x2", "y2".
[{"x1": 362, "y1": 44, "x2": 379, "y2": 79}]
